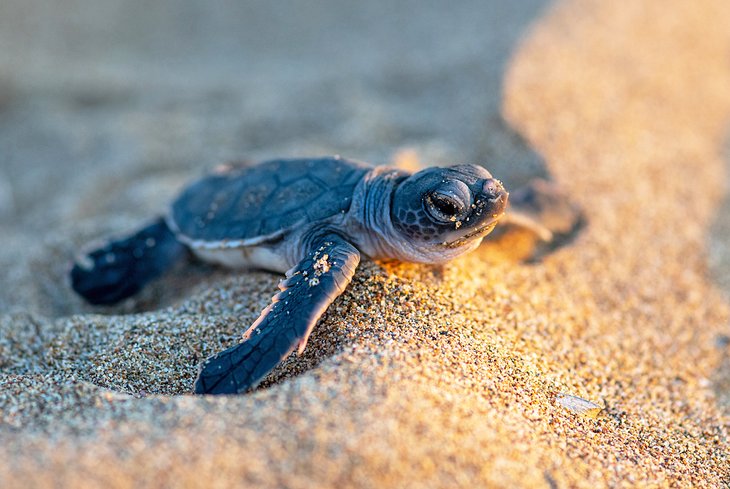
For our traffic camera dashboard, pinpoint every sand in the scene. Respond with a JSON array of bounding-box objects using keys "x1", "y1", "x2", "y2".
[{"x1": 1, "y1": 0, "x2": 730, "y2": 487}]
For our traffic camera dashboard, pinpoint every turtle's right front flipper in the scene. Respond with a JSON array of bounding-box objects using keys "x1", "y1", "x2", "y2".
[
  {"x1": 70, "y1": 217, "x2": 187, "y2": 305},
  {"x1": 194, "y1": 234, "x2": 360, "y2": 395}
]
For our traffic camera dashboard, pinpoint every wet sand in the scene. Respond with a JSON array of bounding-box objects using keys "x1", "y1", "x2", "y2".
[{"x1": 1, "y1": 0, "x2": 730, "y2": 487}]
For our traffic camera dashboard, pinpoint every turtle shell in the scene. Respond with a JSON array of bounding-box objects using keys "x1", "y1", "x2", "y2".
[{"x1": 169, "y1": 157, "x2": 370, "y2": 245}]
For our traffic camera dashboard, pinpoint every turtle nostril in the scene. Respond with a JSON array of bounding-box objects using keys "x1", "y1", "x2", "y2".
[
  {"x1": 481, "y1": 179, "x2": 509, "y2": 214},
  {"x1": 483, "y1": 178, "x2": 505, "y2": 198}
]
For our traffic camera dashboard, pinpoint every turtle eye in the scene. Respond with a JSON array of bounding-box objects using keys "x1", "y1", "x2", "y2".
[
  {"x1": 433, "y1": 194, "x2": 461, "y2": 216},
  {"x1": 425, "y1": 192, "x2": 466, "y2": 223}
]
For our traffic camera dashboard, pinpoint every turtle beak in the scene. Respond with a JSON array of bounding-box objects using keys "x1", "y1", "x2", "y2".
[{"x1": 482, "y1": 178, "x2": 509, "y2": 216}]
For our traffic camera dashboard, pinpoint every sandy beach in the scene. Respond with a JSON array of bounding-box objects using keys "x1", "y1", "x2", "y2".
[{"x1": 1, "y1": 0, "x2": 730, "y2": 487}]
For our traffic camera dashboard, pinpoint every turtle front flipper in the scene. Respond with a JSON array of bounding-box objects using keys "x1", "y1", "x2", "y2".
[
  {"x1": 70, "y1": 217, "x2": 187, "y2": 305},
  {"x1": 501, "y1": 178, "x2": 583, "y2": 242},
  {"x1": 194, "y1": 234, "x2": 360, "y2": 395}
]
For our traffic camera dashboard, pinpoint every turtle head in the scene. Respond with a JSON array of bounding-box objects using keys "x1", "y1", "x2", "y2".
[{"x1": 390, "y1": 164, "x2": 508, "y2": 262}]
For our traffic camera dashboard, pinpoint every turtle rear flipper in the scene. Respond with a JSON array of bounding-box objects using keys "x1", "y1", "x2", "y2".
[{"x1": 70, "y1": 217, "x2": 187, "y2": 305}]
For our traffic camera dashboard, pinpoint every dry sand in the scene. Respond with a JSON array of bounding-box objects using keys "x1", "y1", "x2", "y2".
[{"x1": 1, "y1": 0, "x2": 730, "y2": 487}]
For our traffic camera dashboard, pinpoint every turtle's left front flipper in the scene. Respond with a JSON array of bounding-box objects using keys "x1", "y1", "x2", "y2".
[
  {"x1": 501, "y1": 178, "x2": 583, "y2": 242},
  {"x1": 194, "y1": 234, "x2": 360, "y2": 395}
]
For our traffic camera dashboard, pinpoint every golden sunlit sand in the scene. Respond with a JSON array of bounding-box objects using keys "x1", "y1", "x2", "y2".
[{"x1": 1, "y1": 0, "x2": 730, "y2": 487}]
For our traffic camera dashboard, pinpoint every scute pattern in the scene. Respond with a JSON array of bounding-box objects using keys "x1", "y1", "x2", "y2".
[{"x1": 170, "y1": 157, "x2": 370, "y2": 243}]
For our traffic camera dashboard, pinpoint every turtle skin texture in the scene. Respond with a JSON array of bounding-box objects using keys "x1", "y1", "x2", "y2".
[
  {"x1": 194, "y1": 234, "x2": 360, "y2": 394},
  {"x1": 70, "y1": 218, "x2": 187, "y2": 305}
]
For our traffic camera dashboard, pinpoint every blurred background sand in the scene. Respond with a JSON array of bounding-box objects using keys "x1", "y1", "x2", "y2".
[{"x1": 1, "y1": 0, "x2": 730, "y2": 487}]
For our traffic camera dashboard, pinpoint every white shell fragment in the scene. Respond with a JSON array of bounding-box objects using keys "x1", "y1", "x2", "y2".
[{"x1": 556, "y1": 393, "x2": 603, "y2": 418}]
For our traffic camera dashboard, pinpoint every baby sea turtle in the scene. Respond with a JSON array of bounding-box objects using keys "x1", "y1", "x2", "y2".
[{"x1": 71, "y1": 157, "x2": 533, "y2": 394}]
